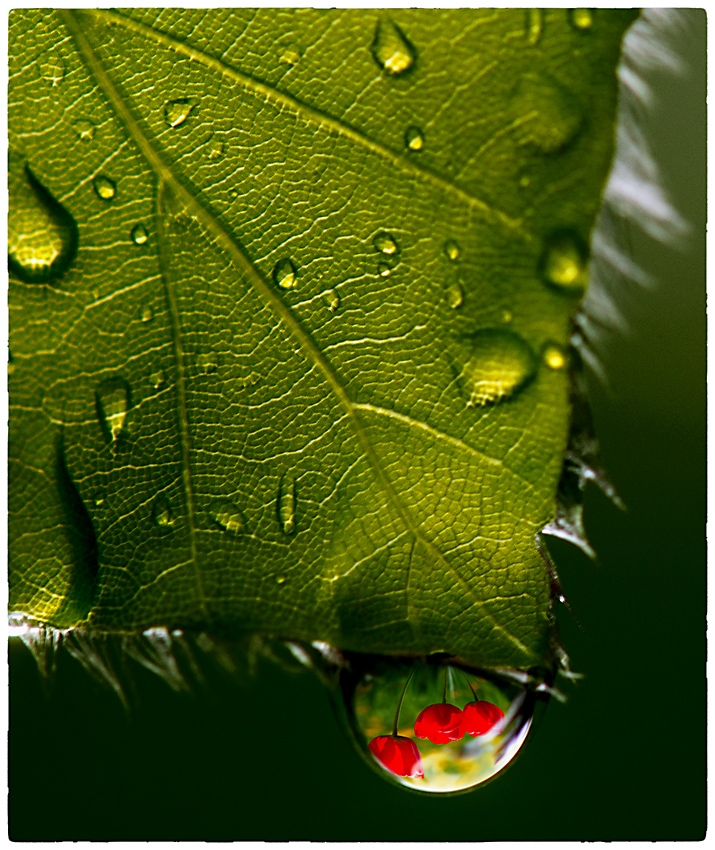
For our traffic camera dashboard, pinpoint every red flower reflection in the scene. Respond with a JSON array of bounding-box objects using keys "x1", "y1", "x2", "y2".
[
  {"x1": 414, "y1": 702, "x2": 465, "y2": 744},
  {"x1": 369, "y1": 735, "x2": 424, "y2": 778},
  {"x1": 461, "y1": 700, "x2": 505, "y2": 736}
]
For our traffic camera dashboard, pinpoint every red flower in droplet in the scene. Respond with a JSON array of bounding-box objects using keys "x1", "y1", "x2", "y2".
[
  {"x1": 369, "y1": 735, "x2": 424, "y2": 778},
  {"x1": 461, "y1": 700, "x2": 504, "y2": 736},
  {"x1": 414, "y1": 702, "x2": 465, "y2": 744}
]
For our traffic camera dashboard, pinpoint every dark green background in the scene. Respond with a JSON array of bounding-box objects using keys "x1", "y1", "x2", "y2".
[{"x1": 9, "y1": 11, "x2": 706, "y2": 841}]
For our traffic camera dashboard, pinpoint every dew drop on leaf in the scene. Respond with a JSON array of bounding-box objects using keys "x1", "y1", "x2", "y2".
[
  {"x1": 273, "y1": 258, "x2": 297, "y2": 290},
  {"x1": 141, "y1": 305, "x2": 154, "y2": 323},
  {"x1": 540, "y1": 229, "x2": 588, "y2": 294},
  {"x1": 443, "y1": 239, "x2": 460, "y2": 261},
  {"x1": 8, "y1": 157, "x2": 78, "y2": 284},
  {"x1": 209, "y1": 499, "x2": 247, "y2": 535},
  {"x1": 164, "y1": 98, "x2": 193, "y2": 128},
  {"x1": 150, "y1": 369, "x2": 167, "y2": 389},
  {"x1": 197, "y1": 353, "x2": 219, "y2": 375},
  {"x1": 543, "y1": 344, "x2": 568, "y2": 371},
  {"x1": 570, "y1": 8, "x2": 594, "y2": 31},
  {"x1": 377, "y1": 262, "x2": 392, "y2": 278},
  {"x1": 276, "y1": 576, "x2": 287, "y2": 585},
  {"x1": 373, "y1": 231, "x2": 399, "y2": 256},
  {"x1": 41, "y1": 55, "x2": 65, "y2": 86},
  {"x1": 371, "y1": 19, "x2": 416, "y2": 76},
  {"x1": 207, "y1": 136, "x2": 225, "y2": 160},
  {"x1": 95, "y1": 376, "x2": 131, "y2": 442},
  {"x1": 93, "y1": 175, "x2": 116, "y2": 200},
  {"x1": 131, "y1": 223, "x2": 149, "y2": 245},
  {"x1": 279, "y1": 43, "x2": 302, "y2": 66},
  {"x1": 447, "y1": 282, "x2": 464, "y2": 310},
  {"x1": 324, "y1": 289, "x2": 340, "y2": 311},
  {"x1": 405, "y1": 125, "x2": 424, "y2": 151},
  {"x1": 277, "y1": 475, "x2": 297, "y2": 535},
  {"x1": 72, "y1": 119, "x2": 95, "y2": 142},
  {"x1": 152, "y1": 495, "x2": 174, "y2": 527},
  {"x1": 458, "y1": 329, "x2": 537, "y2": 407}
]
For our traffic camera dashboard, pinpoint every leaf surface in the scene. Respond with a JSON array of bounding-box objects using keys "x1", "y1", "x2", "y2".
[{"x1": 8, "y1": 8, "x2": 637, "y2": 669}]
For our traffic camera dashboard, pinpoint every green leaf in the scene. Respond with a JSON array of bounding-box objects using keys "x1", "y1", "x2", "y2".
[{"x1": 8, "y1": 8, "x2": 637, "y2": 670}]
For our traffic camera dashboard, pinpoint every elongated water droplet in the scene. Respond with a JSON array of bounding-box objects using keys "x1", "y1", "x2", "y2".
[
  {"x1": 377, "y1": 262, "x2": 392, "y2": 278},
  {"x1": 95, "y1": 377, "x2": 131, "y2": 442},
  {"x1": 209, "y1": 499, "x2": 246, "y2": 535},
  {"x1": 570, "y1": 8, "x2": 594, "y2": 30},
  {"x1": 93, "y1": 175, "x2": 116, "y2": 200},
  {"x1": 543, "y1": 344, "x2": 568, "y2": 371},
  {"x1": 150, "y1": 369, "x2": 167, "y2": 389},
  {"x1": 371, "y1": 19, "x2": 416, "y2": 76},
  {"x1": 164, "y1": 98, "x2": 193, "y2": 128},
  {"x1": 72, "y1": 119, "x2": 96, "y2": 142},
  {"x1": 447, "y1": 282, "x2": 464, "y2": 310},
  {"x1": 540, "y1": 230, "x2": 588, "y2": 294},
  {"x1": 41, "y1": 55, "x2": 65, "y2": 86},
  {"x1": 458, "y1": 329, "x2": 537, "y2": 407},
  {"x1": 373, "y1": 231, "x2": 399, "y2": 256},
  {"x1": 511, "y1": 74, "x2": 583, "y2": 153},
  {"x1": 525, "y1": 8, "x2": 543, "y2": 45},
  {"x1": 324, "y1": 289, "x2": 340, "y2": 311},
  {"x1": 273, "y1": 258, "x2": 297, "y2": 290},
  {"x1": 443, "y1": 240, "x2": 460, "y2": 261},
  {"x1": 277, "y1": 475, "x2": 297, "y2": 535},
  {"x1": 8, "y1": 158, "x2": 78, "y2": 284},
  {"x1": 131, "y1": 224, "x2": 148, "y2": 245},
  {"x1": 152, "y1": 495, "x2": 174, "y2": 527},
  {"x1": 339, "y1": 655, "x2": 549, "y2": 794},
  {"x1": 405, "y1": 126, "x2": 424, "y2": 151},
  {"x1": 141, "y1": 305, "x2": 154, "y2": 323}
]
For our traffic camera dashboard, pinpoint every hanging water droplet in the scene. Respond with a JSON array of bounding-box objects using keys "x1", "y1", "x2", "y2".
[
  {"x1": 405, "y1": 126, "x2": 424, "y2": 151},
  {"x1": 543, "y1": 344, "x2": 568, "y2": 371},
  {"x1": 373, "y1": 231, "x2": 399, "y2": 256},
  {"x1": 207, "y1": 136, "x2": 225, "y2": 160},
  {"x1": 72, "y1": 119, "x2": 96, "y2": 142},
  {"x1": 443, "y1": 240, "x2": 460, "y2": 261},
  {"x1": 279, "y1": 43, "x2": 302, "y2": 66},
  {"x1": 93, "y1": 175, "x2": 116, "y2": 201},
  {"x1": 511, "y1": 73, "x2": 583, "y2": 153},
  {"x1": 95, "y1": 377, "x2": 131, "y2": 442},
  {"x1": 164, "y1": 98, "x2": 193, "y2": 128},
  {"x1": 141, "y1": 305, "x2": 154, "y2": 323},
  {"x1": 277, "y1": 475, "x2": 297, "y2": 535},
  {"x1": 209, "y1": 499, "x2": 247, "y2": 535},
  {"x1": 152, "y1": 495, "x2": 174, "y2": 527},
  {"x1": 447, "y1": 282, "x2": 464, "y2": 310},
  {"x1": 41, "y1": 55, "x2": 65, "y2": 86},
  {"x1": 540, "y1": 230, "x2": 588, "y2": 294},
  {"x1": 8, "y1": 157, "x2": 79, "y2": 284},
  {"x1": 371, "y1": 19, "x2": 416, "y2": 76},
  {"x1": 197, "y1": 353, "x2": 219, "y2": 375},
  {"x1": 377, "y1": 262, "x2": 392, "y2": 278},
  {"x1": 570, "y1": 8, "x2": 594, "y2": 30},
  {"x1": 131, "y1": 224, "x2": 149, "y2": 245},
  {"x1": 458, "y1": 329, "x2": 537, "y2": 407},
  {"x1": 273, "y1": 258, "x2": 297, "y2": 290},
  {"x1": 150, "y1": 369, "x2": 167, "y2": 389},
  {"x1": 339, "y1": 654, "x2": 549, "y2": 794},
  {"x1": 324, "y1": 289, "x2": 340, "y2": 311}
]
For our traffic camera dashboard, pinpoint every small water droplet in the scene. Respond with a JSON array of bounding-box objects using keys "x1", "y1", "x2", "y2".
[
  {"x1": 511, "y1": 74, "x2": 583, "y2": 153},
  {"x1": 152, "y1": 495, "x2": 174, "y2": 527},
  {"x1": 276, "y1": 576, "x2": 287, "y2": 585},
  {"x1": 540, "y1": 230, "x2": 588, "y2": 294},
  {"x1": 277, "y1": 475, "x2": 297, "y2": 535},
  {"x1": 72, "y1": 119, "x2": 95, "y2": 142},
  {"x1": 141, "y1": 305, "x2": 154, "y2": 323},
  {"x1": 340, "y1": 655, "x2": 548, "y2": 794},
  {"x1": 131, "y1": 224, "x2": 149, "y2": 245},
  {"x1": 405, "y1": 126, "x2": 424, "y2": 151},
  {"x1": 570, "y1": 8, "x2": 593, "y2": 30},
  {"x1": 371, "y1": 19, "x2": 416, "y2": 76},
  {"x1": 543, "y1": 344, "x2": 568, "y2": 371},
  {"x1": 324, "y1": 289, "x2": 340, "y2": 311},
  {"x1": 377, "y1": 262, "x2": 392, "y2": 278},
  {"x1": 458, "y1": 329, "x2": 537, "y2": 407},
  {"x1": 447, "y1": 282, "x2": 464, "y2": 310},
  {"x1": 207, "y1": 136, "x2": 225, "y2": 160},
  {"x1": 95, "y1": 376, "x2": 131, "y2": 442},
  {"x1": 8, "y1": 157, "x2": 79, "y2": 284},
  {"x1": 273, "y1": 258, "x2": 297, "y2": 290},
  {"x1": 41, "y1": 55, "x2": 65, "y2": 86},
  {"x1": 279, "y1": 43, "x2": 302, "y2": 66},
  {"x1": 150, "y1": 369, "x2": 167, "y2": 389},
  {"x1": 93, "y1": 175, "x2": 116, "y2": 200},
  {"x1": 373, "y1": 231, "x2": 399, "y2": 256},
  {"x1": 444, "y1": 240, "x2": 460, "y2": 261},
  {"x1": 197, "y1": 353, "x2": 219, "y2": 375},
  {"x1": 164, "y1": 98, "x2": 193, "y2": 128},
  {"x1": 501, "y1": 309, "x2": 513, "y2": 324},
  {"x1": 209, "y1": 499, "x2": 247, "y2": 535}
]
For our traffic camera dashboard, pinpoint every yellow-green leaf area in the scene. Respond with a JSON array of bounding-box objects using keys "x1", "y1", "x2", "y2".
[{"x1": 8, "y1": 8, "x2": 637, "y2": 670}]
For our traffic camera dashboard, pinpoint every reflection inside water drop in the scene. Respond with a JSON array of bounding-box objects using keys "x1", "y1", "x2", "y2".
[{"x1": 338, "y1": 655, "x2": 547, "y2": 794}]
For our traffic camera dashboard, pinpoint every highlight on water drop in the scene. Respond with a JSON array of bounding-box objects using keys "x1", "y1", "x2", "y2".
[
  {"x1": 152, "y1": 494, "x2": 174, "y2": 527},
  {"x1": 457, "y1": 328, "x2": 537, "y2": 407},
  {"x1": 93, "y1": 175, "x2": 116, "y2": 201},
  {"x1": 542, "y1": 343, "x2": 568, "y2": 371},
  {"x1": 443, "y1": 240, "x2": 460, "y2": 262},
  {"x1": 131, "y1": 224, "x2": 149, "y2": 245},
  {"x1": 277, "y1": 474, "x2": 297, "y2": 535},
  {"x1": 570, "y1": 8, "x2": 594, "y2": 30},
  {"x1": 371, "y1": 19, "x2": 416, "y2": 76},
  {"x1": 405, "y1": 125, "x2": 424, "y2": 151},
  {"x1": 72, "y1": 119, "x2": 96, "y2": 142},
  {"x1": 95, "y1": 376, "x2": 131, "y2": 443},
  {"x1": 209, "y1": 498, "x2": 247, "y2": 535},
  {"x1": 164, "y1": 98, "x2": 194, "y2": 128},
  {"x1": 540, "y1": 229, "x2": 588, "y2": 294},
  {"x1": 273, "y1": 258, "x2": 297, "y2": 290},
  {"x1": 373, "y1": 231, "x2": 399, "y2": 256}
]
